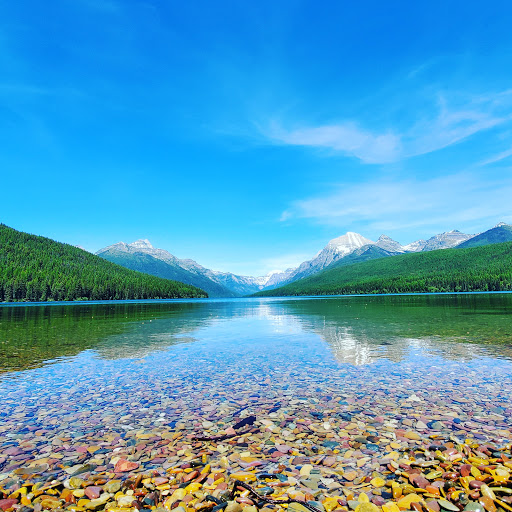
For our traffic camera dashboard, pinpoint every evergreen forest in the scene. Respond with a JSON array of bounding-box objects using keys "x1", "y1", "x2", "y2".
[
  {"x1": 0, "y1": 224, "x2": 207, "y2": 302},
  {"x1": 255, "y1": 241, "x2": 512, "y2": 297}
]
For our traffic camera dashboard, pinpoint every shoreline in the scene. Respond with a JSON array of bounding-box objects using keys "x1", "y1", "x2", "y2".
[
  {"x1": 2, "y1": 290, "x2": 512, "y2": 308},
  {"x1": 1, "y1": 402, "x2": 511, "y2": 512}
]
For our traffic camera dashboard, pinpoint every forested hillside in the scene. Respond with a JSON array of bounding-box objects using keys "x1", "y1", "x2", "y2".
[
  {"x1": 99, "y1": 249, "x2": 236, "y2": 298},
  {"x1": 457, "y1": 223, "x2": 512, "y2": 248},
  {"x1": 254, "y1": 242, "x2": 512, "y2": 297},
  {"x1": 0, "y1": 224, "x2": 207, "y2": 302}
]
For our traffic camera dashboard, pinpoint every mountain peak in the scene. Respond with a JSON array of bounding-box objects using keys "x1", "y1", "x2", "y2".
[
  {"x1": 421, "y1": 230, "x2": 473, "y2": 251},
  {"x1": 129, "y1": 239, "x2": 153, "y2": 249},
  {"x1": 494, "y1": 221, "x2": 509, "y2": 228},
  {"x1": 375, "y1": 234, "x2": 404, "y2": 253},
  {"x1": 327, "y1": 232, "x2": 374, "y2": 252}
]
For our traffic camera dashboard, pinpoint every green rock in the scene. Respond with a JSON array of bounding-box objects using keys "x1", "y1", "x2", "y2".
[
  {"x1": 464, "y1": 504, "x2": 485, "y2": 512},
  {"x1": 69, "y1": 477, "x2": 85, "y2": 489},
  {"x1": 104, "y1": 480, "x2": 121, "y2": 493},
  {"x1": 438, "y1": 499, "x2": 460, "y2": 512}
]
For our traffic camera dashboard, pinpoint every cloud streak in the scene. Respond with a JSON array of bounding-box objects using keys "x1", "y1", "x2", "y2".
[
  {"x1": 280, "y1": 174, "x2": 512, "y2": 235},
  {"x1": 264, "y1": 91, "x2": 512, "y2": 164},
  {"x1": 479, "y1": 147, "x2": 512, "y2": 166},
  {"x1": 268, "y1": 122, "x2": 401, "y2": 164}
]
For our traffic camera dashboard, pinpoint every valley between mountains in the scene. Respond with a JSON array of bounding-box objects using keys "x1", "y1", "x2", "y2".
[{"x1": 96, "y1": 223, "x2": 512, "y2": 298}]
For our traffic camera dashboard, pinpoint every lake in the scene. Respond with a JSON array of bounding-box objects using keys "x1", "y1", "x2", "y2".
[{"x1": 0, "y1": 294, "x2": 511, "y2": 512}]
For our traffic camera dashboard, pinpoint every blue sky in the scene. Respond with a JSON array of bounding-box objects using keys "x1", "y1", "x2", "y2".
[{"x1": 1, "y1": 1, "x2": 512, "y2": 276}]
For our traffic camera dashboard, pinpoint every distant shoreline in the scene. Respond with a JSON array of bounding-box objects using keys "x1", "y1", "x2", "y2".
[{"x1": 2, "y1": 289, "x2": 512, "y2": 307}]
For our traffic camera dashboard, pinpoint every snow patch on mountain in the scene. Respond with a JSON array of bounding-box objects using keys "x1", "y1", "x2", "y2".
[
  {"x1": 421, "y1": 230, "x2": 474, "y2": 251},
  {"x1": 375, "y1": 234, "x2": 405, "y2": 253},
  {"x1": 402, "y1": 239, "x2": 427, "y2": 252},
  {"x1": 326, "y1": 232, "x2": 375, "y2": 256}
]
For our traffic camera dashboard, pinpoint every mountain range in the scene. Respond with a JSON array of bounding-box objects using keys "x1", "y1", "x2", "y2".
[
  {"x1": 96, "y1": 222, "x2": 512, "y2": 297},
  {"x1": 97, "y1": 240, "x2": 280, "y2": 297}
]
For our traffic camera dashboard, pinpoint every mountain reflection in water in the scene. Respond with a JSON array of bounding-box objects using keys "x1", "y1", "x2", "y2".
[
  {"x1": 270, "y1": 294, "x2": 512, "y2": 364},
  {"x1": 1, "y1": 293, "x2": 511, "y2": 373}
]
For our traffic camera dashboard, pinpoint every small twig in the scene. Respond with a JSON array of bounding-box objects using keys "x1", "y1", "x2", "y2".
[
  {"x1": 232, "y1": 405, "x2": 250, "y2": 417},
  {"x1": 230, "y1": 480, "x2": 322, "y2": 512}
]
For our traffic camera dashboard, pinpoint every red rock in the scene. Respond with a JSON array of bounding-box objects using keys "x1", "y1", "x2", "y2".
[
  {"x1": 184, "y1": 471, "x2": 199, "y2": 482},
  {"x1": 460, "y1": 464, "x2": 472, "y2": 477},
  {"x1": 479, "y1": 496, "x2": 496, "y2": 512},
  {"x1": 411, "y1": 474, "x2": 429, "y2": 489},
  {"x1": 0, "y1": 499, "x2": 18, "y2": 511},
  {"x1": 236, "y1": 498, "x2": 255, "y2": 505},
  {"x1": 114, "y1": 459, "x2": 139, "y2": 472},
  {"x1": 425, "y1": 500, "x2": 440, "y2": 512},
  {"x1": 323, "y1": 456, "x2": 336, "y2": 466},
  {"x1": 425, "y1": 485, "x2": 440, "y2": 496},
  {"x1": 84, "y1": 486, "x2": 102, "y2": 499}
]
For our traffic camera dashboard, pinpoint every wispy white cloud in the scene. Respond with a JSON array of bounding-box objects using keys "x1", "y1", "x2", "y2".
[
  {"x1": 268, "y1": 121, "x2": 401, "y2": 164},
  {"x1": 406, "y1": 59, "x2": 437, "y2": 79},
  {"x1": 280, "y1": 173, "x2": 512, "y2": 235},
  {"x1": 479, "y1": 146, "x2": 512, "y2": 166},
  {"x1": 263, "y1": 90, "x2": 512, "y2": 164},
  {"x1": 404, "y1": 96, "x2": 507, "y2": 157}
]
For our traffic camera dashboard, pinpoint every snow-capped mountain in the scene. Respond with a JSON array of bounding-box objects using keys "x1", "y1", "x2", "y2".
[
  {"x1": 97, "y1": 227, "x2": 483, "y2": 297},
  {"x1": 374, "y1": 234, "x2": 406, "y2": 253},
  {"x1": 267, "y1": 229, "x2": 477, "y2": 287},
  {"x1": 263, "y1": 268, "x2": 297, "y2": 288},
  {"x1": 96, "y1": 240, "x2": 287, "y2": 297},
  {"x1": 285, "y1": 232, "x2": 374, "y2": 281},
  {"x1": 402, "y1": 239, "x2": 427, "y2": 252},
  {"x1": 276, "y1": 231, "x2": 405, "y2": 284},
  {"x1": 419, "y1": 230, "x2": 474, "y2": 251},
  {"x1": 325, "y1": 232, "x2": 375, "y2": 257}
]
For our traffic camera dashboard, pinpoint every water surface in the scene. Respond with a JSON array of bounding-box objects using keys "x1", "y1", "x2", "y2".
[{"x1": 1, "y1": 294, "x2": 511, "y2": 478}]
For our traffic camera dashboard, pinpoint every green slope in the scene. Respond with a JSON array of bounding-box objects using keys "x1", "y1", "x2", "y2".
[
  {"x1": 254, "y1": 241, "x2": 512, "y2": 297},
  {"x1": 457, "y1": 224, "x2": 512, "y2": 249},
  {"x1": 328, "y1": 245, "x2": 400, "y2": 269},
  {"x1": 98, "y1": 249, "x2": 236, "y2": 298},
  {"x1": 0, "y1": 224, "x2": 207, "y2": 302}
]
